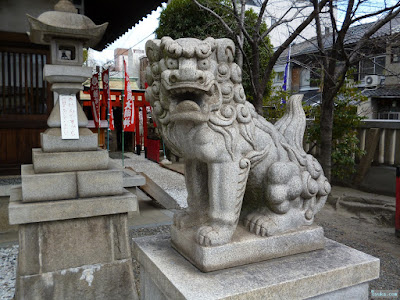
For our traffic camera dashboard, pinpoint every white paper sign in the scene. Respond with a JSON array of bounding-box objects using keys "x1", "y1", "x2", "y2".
[{"x1": 59, "y1": 94, "x2": 79, "y2": 140}]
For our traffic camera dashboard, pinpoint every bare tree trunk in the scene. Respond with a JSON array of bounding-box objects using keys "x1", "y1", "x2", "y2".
[{"x1": 319, "y1": 89, "x2": 334, "y2": 181}]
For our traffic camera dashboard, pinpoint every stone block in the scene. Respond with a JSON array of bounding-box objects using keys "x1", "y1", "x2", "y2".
[
  {"x1": 21, "y1": 165, "x2": 77, "y2": 202},
  {"x1": 9, "y1": 190, "x2": 137, "y2": 225},
  {"x1": 111, "y1": 214, "x2": 130, "y2": 260},
  {"x1": 0, "y1": 196, "x2": 17, "y2": 233},
  {"x1": 41, "y1": 128, "x2": 98, "y2": 152},
  {"x1": 123, "y1": 168, "x2": 146, "y2": 187},
  {"x1": 76, "y1": 168, "x2": 123, "y2": 198},
  {"x1": 32, "y1": 148, "x2": 109, "y2": 173},
  {"x1": 17, "y1": 224, "x2": 40, "y2": 276},
  {"x1": 132, "y1": 235, "x2": 380, "y2": 300},
  {"x1": 9, "y1": 185, "x2": 22, "y2": 202},
  {"x1": 40, "y1": 216, "x2": 112, "y2": 272},
  {"x1": 15, "y1": 259, "x2": 138, "y2": 300},
  {"x1": 171, "y1": 224, "x2": 325, "y2": 272}
]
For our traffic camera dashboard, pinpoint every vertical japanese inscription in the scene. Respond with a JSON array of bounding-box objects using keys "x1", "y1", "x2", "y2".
[{"x1": 59, "y1": 94, "x2": 79, "y2": 139}]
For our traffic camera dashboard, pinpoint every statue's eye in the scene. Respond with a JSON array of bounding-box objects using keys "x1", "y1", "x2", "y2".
[
  {"x1": 167, "y1": 58, "x2": 178, "y2": 69},
  {"x1": 197, "y1": 58, "x2": 210, "y2": 70}
]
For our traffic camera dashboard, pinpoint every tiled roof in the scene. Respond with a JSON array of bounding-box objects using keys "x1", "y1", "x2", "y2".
[
  {"x1": 277, "y1": 16, "x2": 400, "y2": 62},
  {"x1": 299, "y1": 90, "x2": 322, "y2": 106},
  {"x1": 362, "y1": 86, "x2": 400, "y2": 97}
]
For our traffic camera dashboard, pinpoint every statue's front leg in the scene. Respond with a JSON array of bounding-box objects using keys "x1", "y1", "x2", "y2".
[
  {"x1": 174, "y1": 159, "x2": 209, "y2": 229},
  {"x1": 196, "y1": 159, "x2": 249, "y2": 246}
]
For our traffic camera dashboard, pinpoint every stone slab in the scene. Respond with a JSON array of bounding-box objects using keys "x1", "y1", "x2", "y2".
[
  {"x1": 41, "y1": 127, "x2": 98, "y2": 152},
  {"x1": 15, "y1": 259, "x2": 138, "y2": 300},
  {"x1": 32, "y1": 148, "x2": 109, "y2": 173},
  {"x1": 171, "y1": 224, "x2": 325, "y2": 272},
  {"x1": 9, "y1": 185, "x2": 22, "y2": 202},
  {"x1": 0, "y1": 196, "x2": 17, "y2": 233},
  {"x1": 21, "y1": 164, "x2": 77, "y2": 202},
  {"x1": 77, "y1": 168, "x2": 123, "y2": 198},
  {"x1": 9, "y1": 188, "x2": 137, "y2": 225},
  {"x1": 132, "y1": 235, "x2": 380, "y2": 300},
  {"x1": 123, "y1": 168, "x2": 146, "y2": 187}
]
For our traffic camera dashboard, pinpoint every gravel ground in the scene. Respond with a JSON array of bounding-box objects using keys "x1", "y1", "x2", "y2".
[
  {"x1": 0, "y1": 245, "x2": 18, "y2": 300},
  {"x1": 0, "y1": 177, "x2": 21, "y2": 186},
  {"x1": 315, "y1": 205, "x2": 400, "y2": 292}
]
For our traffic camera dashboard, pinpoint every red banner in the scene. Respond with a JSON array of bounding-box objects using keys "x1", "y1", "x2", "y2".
[
  {"x1": 109, "y1": 107, "x2": 115, "y2": 131},
  {"x1": 123, "y1": 59, "x2": 135, "y2": 132},
  {"x1": 90, "y1": 73, "x2": 100, "y2": 128},
  {"x1": 102, "y1": 69, "x2": 114, "y2": 130},
  {"x1": 101, "y1": 69, "x2": 109, "y2": 107}
]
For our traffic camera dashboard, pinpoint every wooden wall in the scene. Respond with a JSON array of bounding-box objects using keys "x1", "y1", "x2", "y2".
[{"x1": 0, "y1": 32, "x2": 52, "y2": 175}]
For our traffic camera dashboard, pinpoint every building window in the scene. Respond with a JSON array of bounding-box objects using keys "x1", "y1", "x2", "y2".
[
  {"x1": 0, "y1": 50, "x2": 50, "y2": 115},
  {"x1": 300, "y1": 69, "x2": 309, "y2": 89},
  {"x1": 274, "y1": 71, "x2": 284, "y2": 83},
  {"x1": 300, "y1": 68, "x2": 320, "y2": 90},
  {"x1": 359, "y1": 55, "x2": 385, "y2": 80},
  {"x1": 391, "y1": 46, "x2": 400, "y2": 63}
]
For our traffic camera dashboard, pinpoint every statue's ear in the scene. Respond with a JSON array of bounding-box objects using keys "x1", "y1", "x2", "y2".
[
  {"x1": 145, "y1": 39, "x2": 161, "y2": 63},
  {"x1": 204, "y1": 37, "x2": 216, "y2": 50},
  {"x1": 216, "y1": 39, "x2": 235, "y2": 63}
]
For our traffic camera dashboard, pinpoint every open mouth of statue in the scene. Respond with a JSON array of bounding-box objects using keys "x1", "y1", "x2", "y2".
[{"x1": 168, "y1": 83, "x2": 220, "y2": 123}]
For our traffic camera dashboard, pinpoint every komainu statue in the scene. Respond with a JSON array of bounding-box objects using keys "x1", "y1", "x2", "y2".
[{"x1": 145, "y1": 37, "x2": 330, "y2": 249}]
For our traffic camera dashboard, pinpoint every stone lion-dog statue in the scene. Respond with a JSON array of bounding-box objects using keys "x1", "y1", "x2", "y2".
[{"x1": 145, "y1": 37, "x2": 330, "y2": 247}]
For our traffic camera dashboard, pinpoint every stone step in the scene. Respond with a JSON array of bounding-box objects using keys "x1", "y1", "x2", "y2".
[
  {"x1": 41, "y1": 127, "x2": 98, "y2": 153},
  {"x1": 9, "y1": 187, "x2": 137, "y2": 225},
  {"x1": 21, "y1": 164, "x2": 124, "y2": 202},
  {"x1": 32, "y1": 148, "x2": 109, "y2": 173}
]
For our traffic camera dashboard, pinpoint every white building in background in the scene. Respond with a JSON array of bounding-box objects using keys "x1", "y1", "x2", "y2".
[
  {"x1": 128, "y1": 49, "x2": 145, "y2": 86},
  {"x1": 246, "y1": 0, "x2": 333, "y2": 47}
]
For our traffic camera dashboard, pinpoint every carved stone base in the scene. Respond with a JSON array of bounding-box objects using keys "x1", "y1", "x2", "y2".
[
  {"x1": 14, "y1": 214, "x2": 138, "y2": 300},
  {"x1": 132, "y1": 234, "x2": 379, "y2": 300},
  {"x1": 171, "y1": 224, "x2": 325, "y2": 272}
]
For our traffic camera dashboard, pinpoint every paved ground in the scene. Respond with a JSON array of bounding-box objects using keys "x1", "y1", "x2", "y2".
[{"x1": 0, "y1": 152, "x2": 399, "y2": 298}]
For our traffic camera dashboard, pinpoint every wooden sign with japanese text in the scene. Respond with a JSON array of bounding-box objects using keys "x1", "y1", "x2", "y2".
[{"x1": 59, "y1": 94, "x2": 79, "y2": 139}]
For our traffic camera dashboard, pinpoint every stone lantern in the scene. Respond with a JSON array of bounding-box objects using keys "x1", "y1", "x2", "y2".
[
  {"x1": 8, "y1": 1, "x2": 140, "y2": 299},
  {"x1": 27, "y1": 0, "x2": 108, "y2": 148}
]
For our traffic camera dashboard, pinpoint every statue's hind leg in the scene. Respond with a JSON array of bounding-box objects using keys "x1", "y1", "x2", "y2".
[{"x1": 244, "y1": 161, "x2": 306, "y2": 236}]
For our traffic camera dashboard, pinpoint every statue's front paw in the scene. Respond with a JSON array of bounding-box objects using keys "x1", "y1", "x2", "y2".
[{"x1": 196, "y1": 225, "x2": 235, "y2": 246}]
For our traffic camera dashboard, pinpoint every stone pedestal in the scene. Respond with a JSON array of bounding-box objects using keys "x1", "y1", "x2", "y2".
[
  {"x1": 171, "y1": 224, "x2": 325, "y2": 272},
  {"x1": 132, "y1": 234, "x2": 380, "y2": 300},
  {"x1": 10, "y1": 183, "x2": 139, "y2": 300},
  {"x1": 15, "y1": 2, "x2": 135, "y2": 298},
  {"x1": 9, "y1": 143, "x2": 141, "y2": 300}
]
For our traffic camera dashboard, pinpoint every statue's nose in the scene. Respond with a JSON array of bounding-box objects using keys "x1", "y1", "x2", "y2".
[
  {"x1": 168, "y1": 58, "x2": 206, "y2": 84},
  {"x1": 169, "y1": 69, "x2": 205, "y2": 84}
]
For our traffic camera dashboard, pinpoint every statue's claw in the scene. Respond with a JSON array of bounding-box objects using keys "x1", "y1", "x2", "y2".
[
  {"x1": 196, "y1": 225, "x2": 235, "y2": 246},
  {"x1": 244, "y1": 213, "x2": 271, "y2": 237}
]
